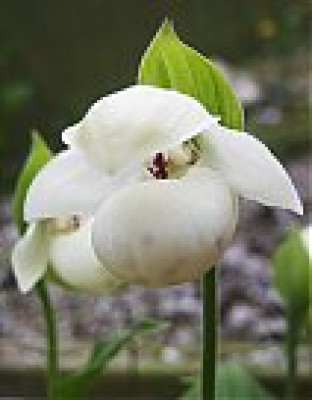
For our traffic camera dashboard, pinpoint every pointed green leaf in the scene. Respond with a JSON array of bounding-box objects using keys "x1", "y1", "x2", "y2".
[
  {"x1": 273, "y1": 227, "x2": 310, "y2": 322},
  {"x1": 84, "y1": 318, "x2": 164, "y2": 375},
  {"x1": 180, "y1": 362, "x2": 275, "y2": 400},
  {"x1": 216, "y1": 362, "x2": 275, "y2": 400},
  {"x1": 138, "y1": 19, "x2": 243, "y2": 130},
  {"x1": 12, "y1": 131, "x2": 52, "y2": 233},
  {"x1": 57, "y1": 319, "x2": 166, "y2": 398}
]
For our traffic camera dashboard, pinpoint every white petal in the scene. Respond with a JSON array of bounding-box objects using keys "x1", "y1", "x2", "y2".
[
  {"x1": 12, "y1": 222, "x2": 48, "y2": 293},
  {"x1": 49, "y1": 219, "x2": 123, "y2": 292},
  {"x1": 201, "y1": 123, "x2": 303, "y2": 214},
  {"x1": 91, "y1": 168, "x2": 237, "y2": 287},
  {"x1": 25, "y1": 149, "x2": 112, "y2": 221},
  {"x1": 63, "y1": 85, "x2": 212, "y2": 174}
]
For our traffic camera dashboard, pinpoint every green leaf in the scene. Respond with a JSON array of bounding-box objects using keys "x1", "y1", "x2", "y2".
[
  {"x1": 138, "y1": 19, "x2": 243, "y2": 130},
  {"x1": 216, "y1": 362, "x2": 275, "y2": 400},
  {"x1": 306, "y1": 306, "x2": 312, "y2": 342},
  {"x1": 84, "y1": 318, "x2": 164, "y2": 375},
  {"x1": 12, "y1": 131, "x2": 52, "y2": 233},
  {"x1": 180, "y1": 362, "x2": 275, "y2": 400},
  {"x1": 273, "y1": 227, "x2": 310, "y2": 322},
  {"x1": 57, "y1": 319, "x2": 166, "y2": 399}
]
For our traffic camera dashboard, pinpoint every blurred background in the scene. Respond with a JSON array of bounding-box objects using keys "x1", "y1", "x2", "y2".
[{"x1": 0, "y1": 0, "x2": 311, "y2": 398}]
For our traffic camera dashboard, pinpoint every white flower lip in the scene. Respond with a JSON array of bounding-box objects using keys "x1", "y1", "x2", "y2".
[
  {"x1": 49, "y1": 218, "x2": 123, "y2": 292},
  {"x1": 91, "y1": 167, "x2": 238, "y2": 287}
]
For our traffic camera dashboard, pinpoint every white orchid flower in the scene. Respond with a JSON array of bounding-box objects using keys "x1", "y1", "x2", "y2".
[{"x1": 12, "y1": 85, "x2": 303, "y2": 293}]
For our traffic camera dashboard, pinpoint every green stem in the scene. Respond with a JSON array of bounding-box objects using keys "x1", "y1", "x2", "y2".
[
  {"x1": 201, "y1": 268, "x2": 216, "y2": 400},
  {"x1": 37, "y1": 279, "x2": 59, "y2": 400},
  {"x1": 286, "y1": 309, "x2": 298, "y2": 400}
]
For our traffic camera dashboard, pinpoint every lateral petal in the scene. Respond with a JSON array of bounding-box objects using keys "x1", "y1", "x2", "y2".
[
  {"x1": 201, "y1": 123, "x2": 303, "y2": 214},
  {"x1": 12, "y1": 222, "x2": 48, "y2": 293},
  {"x1": 25, "y1": 149, "x2": 112, "y2": 221}
]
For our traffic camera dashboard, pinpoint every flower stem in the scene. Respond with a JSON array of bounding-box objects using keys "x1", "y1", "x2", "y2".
[
  {"x1": 36, "y1": 279, "x2": 59, "y2": 400},
  {"x1": 286, "y1": 309, "x2": 298, "y2": 400},
  {"x1": 201, "y1": 268, "x2": 216, "y2": 400}
]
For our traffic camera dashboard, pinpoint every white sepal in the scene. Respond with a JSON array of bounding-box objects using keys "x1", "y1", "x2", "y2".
[{"x1": 63, "y1": 85, "x2": 212, "y2": 174}]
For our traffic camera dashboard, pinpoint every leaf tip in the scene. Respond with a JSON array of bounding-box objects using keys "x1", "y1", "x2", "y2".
[
  {"x1": 30, "y1": 129, "x2": 47, "y2": 150},
  {"x1": 159, "y1": 17, "x2": 176, "y2": 37},
  {"x1": 31, "y1": 129, "x2": 40, "y2": 142}
]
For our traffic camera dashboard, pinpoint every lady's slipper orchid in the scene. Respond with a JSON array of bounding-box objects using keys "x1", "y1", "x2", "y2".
[{"x1": 12, "y1": 85, "x2": 303, "y2": 293}]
